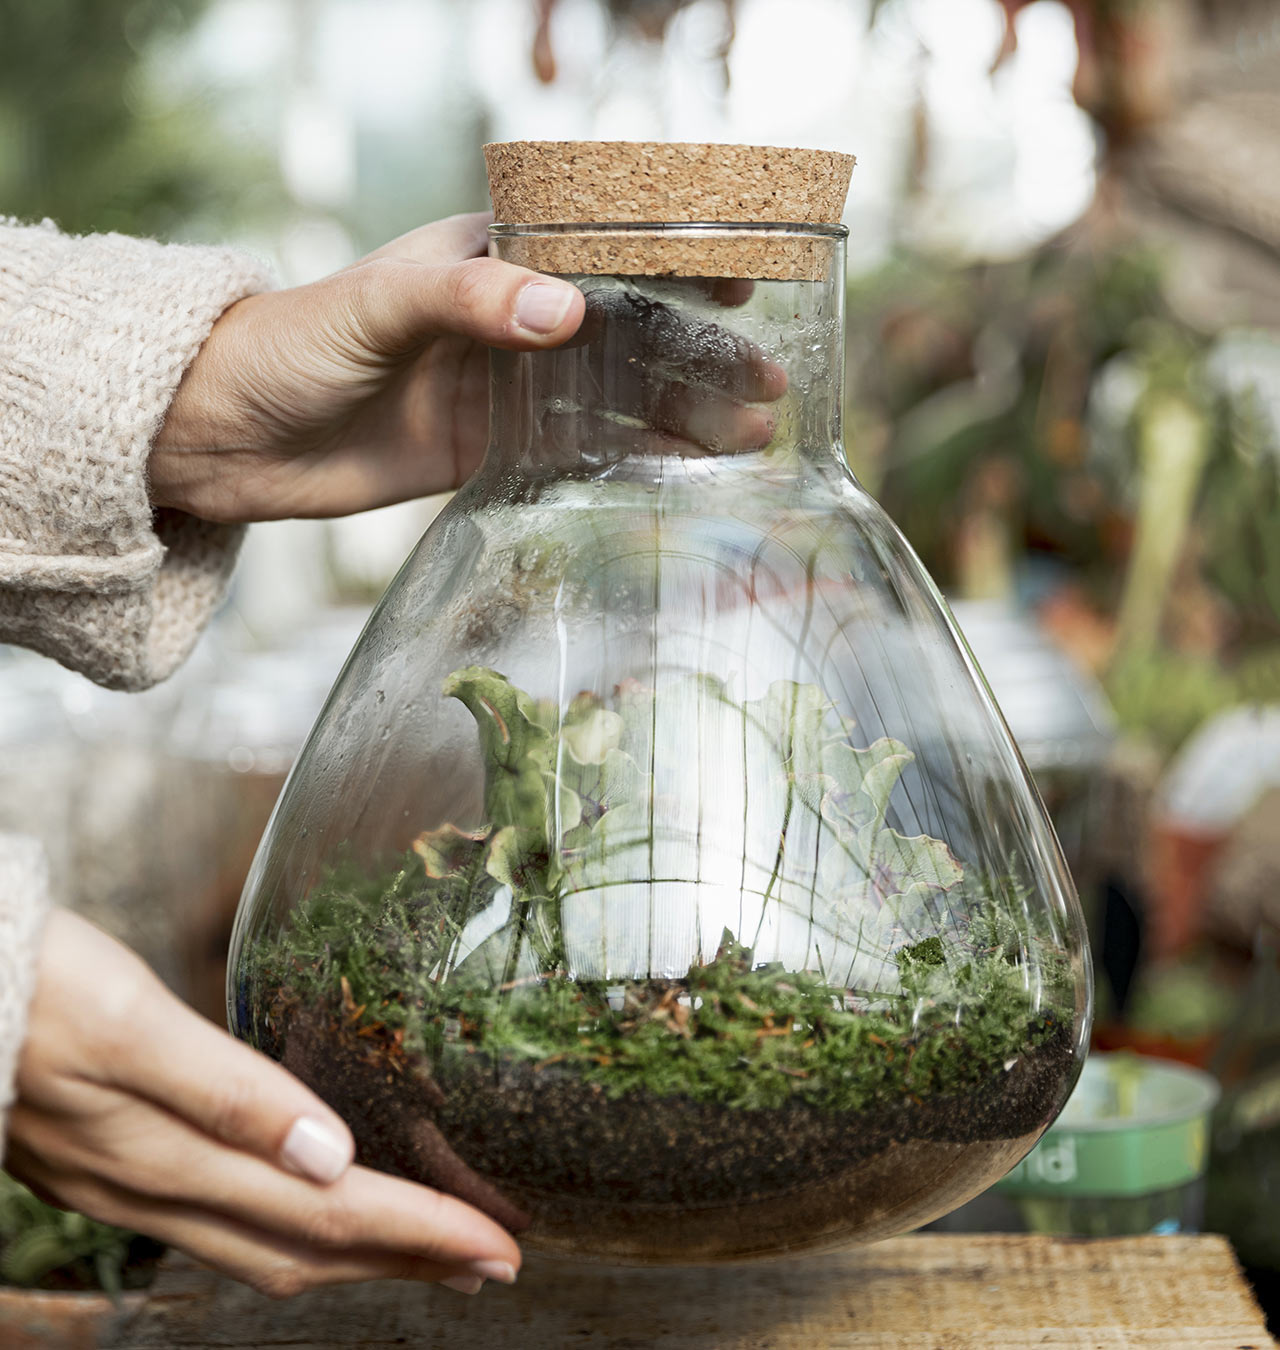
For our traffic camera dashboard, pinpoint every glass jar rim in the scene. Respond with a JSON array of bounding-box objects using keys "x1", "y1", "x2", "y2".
[{"x1": 489, "y1": 221, "x2": 849, "y2": 239}]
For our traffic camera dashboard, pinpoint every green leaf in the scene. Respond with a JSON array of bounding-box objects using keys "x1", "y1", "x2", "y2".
[
  {"x1": 869, "y1": 829, "x2": 963, "y2": 905},
  {"x1": 802, "y1": 736, "x2": 966, "y2": 918},
  {"x1": 560, "y1": 696, "x2": 625, "y2": 765},
  {"x1": 542, "y1": 770, "x2": 584, "y2": 837},
  {"x1": 1, "y1": 1227, "x2": 72, "y2": 1285},
  {"x1": 563, "y1": 746, "x2": 642, "y2": 817},
  {"x1": 811, "y1": 738, "x2": 914, "y2": 839},
  {"x1": 820, "y1": 825, "x2": 963, "y2": 914},
  {"x1": 484, "y1": 825, "x2": 551, "y2": 898},
  {"x1": 556, "y1": 794, "x2": 653, "y2": 896},
  {"x1": 411, "y1": 824, "x2": 488, "y2": 879},
  {"x1": 546, "y1": 746, "x2": 645, "y2": 887},
  {"x1": 482, "y1": 826, "x2": 566, "y2": 975},
  {"x1": 742, "y1": 680, "x2": 839, "y2": 775},
  {"x1": 613, "y1": 677, "x2": 655, "y2": 737},
  {"x1": 95, "y1": 1246, "x2": 124, "y2": 1301},
  {"x1": 443, "y1": 666, "x2": 553, "y2": 836}
]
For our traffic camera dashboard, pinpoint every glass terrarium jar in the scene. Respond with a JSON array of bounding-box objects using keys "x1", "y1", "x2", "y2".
[
  {"x1": 229, "y1": 142, "x2": 1091, "y2": 1263},
  {"x1": 162, "y1": 649, "x2": 336, "y2": 1023}
]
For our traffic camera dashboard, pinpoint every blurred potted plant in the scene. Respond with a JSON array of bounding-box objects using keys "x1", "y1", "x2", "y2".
[{"x1": 0, "y1": 1172, "x2": 162, "y2": 1349}]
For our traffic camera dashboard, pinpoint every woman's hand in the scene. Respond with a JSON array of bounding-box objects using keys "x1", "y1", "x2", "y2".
[
  {"x1": 149, "y1": 213, "x2": 785, "y2": 524},
  {"x1": 149, "y1": 213, "x2": 584, "y2": 522},
  {"x1": 5, "y1": 910, "x2": 521, "y2": 1298}
]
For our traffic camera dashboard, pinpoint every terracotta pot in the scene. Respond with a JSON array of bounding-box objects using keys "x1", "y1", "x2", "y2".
[
  {"x1": 1145, "y1": 823, "x2": 1229, "y2": 962},
  {"x1": 0, "y1": 1285, "x2": 145, "y2": 1349},
  {"x1": 1092, "y1": 1019, "x2": 1219, "y2": 1070}
]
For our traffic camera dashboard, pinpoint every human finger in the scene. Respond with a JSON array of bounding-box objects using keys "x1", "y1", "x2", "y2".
[
  {"x1": 9, "y1": 1097, "x2": 522, "y2": 1278},
  {"x1": 343, "y1": 255, "x2": 585, "y2": 356},
  {"x1": 356, "y1": 212, "x2": 493, "y2": 269},
  {"x1": 568, "y1": 285, "x2": 787, "y2": 402},
  {"x1": 21, "y1": 913, "x2": 356, "y2": 1188},
  {"x1": 620, "y1": 369, "x2": 778, "y2": 450},
  {"x1": 360, "y1": 222, "x2": 756, "y2": 309},
  {"x1": 98, "y1": 995, "x2": 355, "y2": 1187},
  {"x1": 673, "y1": 390, "x2": 776, "y2": 451},
  {"x1": 22, "y1": 1095, "x2": 523, "y2": 1274},
  {"x1": 5, "y1": 1147, "x2": 490, "y2": 1300},
  {"x1": 152, "y1": 1148, "x2": 523, "y2": 1274},
  {"x1": 536, "y1": 388, "x2": 775, "y2": 460},
  {"x1": 699, "y1": 277, "x2": 757, "y2": 308}
]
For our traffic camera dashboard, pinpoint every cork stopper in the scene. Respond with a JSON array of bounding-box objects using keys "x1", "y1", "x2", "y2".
[{"x1": 485, "y1": 141, "x2": 855, "y2": 281}]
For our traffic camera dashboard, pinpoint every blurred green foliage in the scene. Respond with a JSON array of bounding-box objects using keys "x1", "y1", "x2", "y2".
[
  {"x1": 0, "y1": 1171, "x2": 162, "y2": 1296},
  {"x1": 848, "y1": 244, "x2": 1169, "y2": 590},
  {"x1": 0, "y1": 0, "x2": 281, "y2": 239},
  {"x1": 1202, "y1": 390, "x2": 1280, "y2": 648},
  {"x1": 1105, "y1": 651, "x2": 1235, "y2": 760},
  {"x1": 848, "y1": 237, "x2": 1280, "y2": 758},
  {"x1": 1124, "y1": 954, "x2": 1240, "y2": 1041}
]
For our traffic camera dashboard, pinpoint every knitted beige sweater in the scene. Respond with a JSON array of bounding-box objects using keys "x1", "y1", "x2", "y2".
[{"x1": 0, "y1": 219, "x2": 271, "y2": 1157}]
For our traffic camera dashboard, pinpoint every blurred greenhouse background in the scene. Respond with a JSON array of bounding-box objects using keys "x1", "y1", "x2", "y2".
[{"x1": 2, "y1": 0, "x2": 1280, "y2": 1317}]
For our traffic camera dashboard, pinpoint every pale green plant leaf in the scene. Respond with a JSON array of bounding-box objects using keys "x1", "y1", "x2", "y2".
[
  {"x1": 560, "y1": 700, "x2": 625, "y2": 766},
  {"x1": 411, "y1": 824, "x2": 489, "y2": 879},
  {"x1": 443, "y1": 666, "x2": 553, "y2": 834}
]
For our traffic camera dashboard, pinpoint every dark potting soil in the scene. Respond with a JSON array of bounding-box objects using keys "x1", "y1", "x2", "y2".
[{"x1": 272, "y1": 1003, "x2": 1076, "y2": 1261}]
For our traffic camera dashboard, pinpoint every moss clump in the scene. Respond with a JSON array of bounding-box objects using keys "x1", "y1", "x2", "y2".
[
  {"x1": 248, "y1": 869, "x2": 1072, "y2": 1117},
  {"x1": 897, "y1": 935, "x2": 946, "y2": 969}
]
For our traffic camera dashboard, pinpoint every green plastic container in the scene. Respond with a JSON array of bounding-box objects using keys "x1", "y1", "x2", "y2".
[{"x1": 995, "y1": 1053, "x2": 1220, "y2": 1236}]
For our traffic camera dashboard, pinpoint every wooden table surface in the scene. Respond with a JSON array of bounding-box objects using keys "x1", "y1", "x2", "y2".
[{"x1": 99, "y1": 1234, "x2": 1274, "y2": 1350}]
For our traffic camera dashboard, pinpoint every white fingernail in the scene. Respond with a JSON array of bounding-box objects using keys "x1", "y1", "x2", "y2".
[
  {"x1": 281, "y1": 1116, "x2": 352, "y2": 1185},
  {"x1": 516, "y1": 281, "x2": 575, "y2": 334},
  {"x1": 468, "y1": 1260, "x2": 517, "y2": 1284},
  {"x1": 441, "y1": 1274, "x2": 485, "y2": 1295}
]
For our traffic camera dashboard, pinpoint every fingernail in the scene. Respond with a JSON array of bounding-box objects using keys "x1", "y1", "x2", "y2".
[
  {"x1": 467, "y1": 1260, "x2": 517, "y2": 1284},
  {"x1": 281, "y1": 1116, "x2": 352, "y2": 1185},
  {"x1": 515, "y1": 281, "x2": 575, "y2": 334},
  {"x1": 441, "y1": 1274, "x2": 485, "y2": 1295}
]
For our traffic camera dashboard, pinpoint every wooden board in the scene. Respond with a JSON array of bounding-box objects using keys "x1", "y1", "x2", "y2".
[{"x1": 108, "y1": 1235, "x2": 1274, "y2": 1349}]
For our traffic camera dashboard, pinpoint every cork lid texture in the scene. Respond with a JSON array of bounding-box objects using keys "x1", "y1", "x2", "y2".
[{"x1": 484, "y1": 141, "x2": 855, "y2": 281}]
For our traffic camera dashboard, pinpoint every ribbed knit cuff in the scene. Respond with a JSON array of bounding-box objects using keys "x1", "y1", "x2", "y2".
[
  {"x1": 0, "y1": 834, "x2": 51, "y2": 1164},
  {"x1": 0, "y1": 220, "x2": 273, "y2": 690}
]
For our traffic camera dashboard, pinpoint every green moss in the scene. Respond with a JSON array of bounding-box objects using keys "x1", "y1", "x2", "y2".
[
  {"x1": 897, "y1": 936, "x2": 946, "y2": 969},
  {"x1": 249, "y1": 867, "x2": 1072, "y2": 1116}
]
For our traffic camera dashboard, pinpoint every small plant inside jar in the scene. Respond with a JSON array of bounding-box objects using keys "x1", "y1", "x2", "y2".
[{"x1": 242, "y1": 667, "x2": 1078, "y2": 1257}]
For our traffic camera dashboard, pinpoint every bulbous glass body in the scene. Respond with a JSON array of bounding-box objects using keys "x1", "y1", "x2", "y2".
[{"x1": 229, "y1": 225, "x2": 1091, "y2": 1263}]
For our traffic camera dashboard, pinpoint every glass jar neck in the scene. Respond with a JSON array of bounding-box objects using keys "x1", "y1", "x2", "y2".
[{"x1": 485, "y1": 225, "x2": 847, "y2": 481}]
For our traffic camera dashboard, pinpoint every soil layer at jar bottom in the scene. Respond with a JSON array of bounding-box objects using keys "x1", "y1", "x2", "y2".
[{"x1": 274, "y1": 1006, "x2": 1076, "y2": 1263}]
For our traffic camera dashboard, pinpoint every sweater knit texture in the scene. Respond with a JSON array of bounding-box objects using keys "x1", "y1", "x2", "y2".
[
  {"x1": 0, "y1": 835, "x2": 49, "y2": 1147},
  {"x1": 0, "y1": 218, "x2": 269, "y2": 689},
  {"x1": 0, "y1": 219, "x2": 270, "y2": 1160}
]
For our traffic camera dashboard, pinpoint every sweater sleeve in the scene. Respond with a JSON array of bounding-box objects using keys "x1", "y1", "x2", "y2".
[
  {"x1": 0, "y1": 219, "x2": 274, "y2": 691},
  {"x1": 0, "y1": 834, "x2": 50, "y2": 1162}
]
